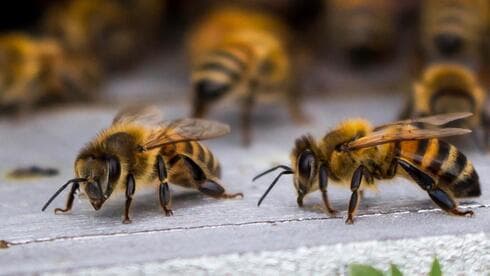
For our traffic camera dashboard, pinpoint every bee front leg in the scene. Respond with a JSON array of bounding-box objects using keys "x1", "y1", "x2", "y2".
[
  {"x1": 123, "y1": 174, "x2": 136, "y2": 224},
  {"x1": 54, "y1": 182, "x2": 79, "y2": 214},
  {"x1": 346, "y1": 165, "x2": 366, "y2": 224},
  {"x1": 241, "y1": 92, "x2": 255, "y2": 147},
  {"x1": 157, "y1": 155, "x2": 173, "y2": 216},
  {"x1": 319, "y1": 163, "x2": 336, "y2": 215},
  {"x1": 287, "y1": 83, "x2": 308, "y2": 124},
  {"x1": 397, "y1": 159, "x2": 473, "y2": 217},
  {"x1": 481, "y1": 110, "x2": 490, "y2": 151}
]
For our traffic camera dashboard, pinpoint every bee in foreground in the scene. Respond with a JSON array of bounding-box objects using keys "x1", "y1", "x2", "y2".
[
  {"x1": 254, "y1": 113, "x2": 480, "y2": 224},
  {"x1": 187, "y1": 7, "x2": 306, "y2": 146},
  {"x1": 42, "y1": 106, "x2": 242, "y2": 223},
  {"x1": 402, "y1": 63, "x2": 489, "y2": 148}
]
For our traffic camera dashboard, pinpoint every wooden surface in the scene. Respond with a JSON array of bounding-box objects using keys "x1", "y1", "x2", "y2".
[{"x1": 0, "y1": 59, "x2": 489, "y2": 274}]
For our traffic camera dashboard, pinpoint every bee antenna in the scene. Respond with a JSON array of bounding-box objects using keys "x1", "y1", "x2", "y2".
[
  {"x1": 252, "y1": 165, "x2": 292, "y2": 181},
  {"x1": 257, "y1": 170, "x2": 294, "y2": 207},
  {"x1": 41, "y1": 178, "x2": 87, "y2": 211}
]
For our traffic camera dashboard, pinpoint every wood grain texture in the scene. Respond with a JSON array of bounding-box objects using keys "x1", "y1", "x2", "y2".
[{"x1": 0, "y1": 76, "x2": 488, "y2": 274}]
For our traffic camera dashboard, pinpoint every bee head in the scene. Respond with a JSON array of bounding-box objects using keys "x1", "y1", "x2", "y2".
[
  {"x1": 254, "y1": 135, "x2": 327, "y2": 208},
  {"x1": 291, "y1": 135, "x2": 324, "y2": 206},
  {"x1": 76, "y1": 155, "x2": 121, "y2": 210}
]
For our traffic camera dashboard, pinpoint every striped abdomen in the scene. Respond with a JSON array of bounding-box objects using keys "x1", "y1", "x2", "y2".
[
  {"x1": 168, "y1": 141, "x2": 221, "y2": 178},
  {"x1": 397, "y1": 139, "x2": 480, "y2": 197},
  {"x1": 422, "y1": 0, "x2": 485, "y2": 57},
  {"x1": 192, "y1": 45, "x2": 250, "y2": 106}
]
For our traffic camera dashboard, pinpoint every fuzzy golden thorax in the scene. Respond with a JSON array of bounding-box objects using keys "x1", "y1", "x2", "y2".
[
  {"x1": 321, "y1": 119, "x2": 377, "y2": 182},
  {"x1": 74, "y1": 124, "x2": 157, "y2": 210}
]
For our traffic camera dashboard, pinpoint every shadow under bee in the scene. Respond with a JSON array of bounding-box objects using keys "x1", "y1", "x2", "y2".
[{"x1": 90, "y1": 190, "x2": 216, "y2": 219}]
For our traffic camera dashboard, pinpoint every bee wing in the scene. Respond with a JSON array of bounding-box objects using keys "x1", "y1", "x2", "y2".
[
  {"x1": 344, "y1": 127, "x2": 471, "y2": 151},
  {"x1": 142, "y1": 118, "x2": 230, "y2": 150},
  {"x1": 112, "y1": 105, "x2": 162, "y2": 126},
  {"x1": 373, "y1": 112, "x2": 473, "y2": 131}
]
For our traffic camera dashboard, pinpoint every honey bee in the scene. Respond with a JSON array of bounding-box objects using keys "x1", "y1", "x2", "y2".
[
  {"x1": 403, "y1": 63, "x2": 489, "y2": 148},
  {"x1": 187, "y1": 7, "x2": 306, "y2": 146},
  {"x1": 44, "y1": 0, "x2": 164, "y2": 70},
  {"x1": 254, "y1": 113, "x2": 480, "y2": 224},
  {"x1": 0, "y1": 33, "x2": 99, "y2": 114},
  {"x1": 41, "y1": 106, "x2": 242, "y2": 223},
  {"x1": 325, "y1": 0, "x2": 396, "y2": 66},
  {"x1": 419, "y1": 0, "x2": 489, "y2": 67}
]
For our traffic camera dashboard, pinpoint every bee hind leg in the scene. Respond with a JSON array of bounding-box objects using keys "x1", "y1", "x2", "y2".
[
  {"x1": 240, "y1": 92, "x2": 255, "y2": 147},
  {"x1": 428, "y1": 189, "x2": 473, "y2": 217},
  {"x1": 198, "y1": 179, "x2": 243, "y2": 199},
  {"x1": 157, "y1": 155, "x2": 173, "y2": 216},
  {"x1": 123, "y1": 174, "x2": 136, "y2": 224},
  {"x1": 54, "y1": 182, "x2": 79, "y2": 214},
  {"x1": 397, "y1": 159, "x2": 473, "y2": 217}
]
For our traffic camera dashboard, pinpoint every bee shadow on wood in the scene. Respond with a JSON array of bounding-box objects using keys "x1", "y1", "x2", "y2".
[
  {"x1": 300, "y1": 197, "x2": 481, "y2": 217},
  {"x1": 92, "y1": 189, "x2": 217, "y2": 219}
]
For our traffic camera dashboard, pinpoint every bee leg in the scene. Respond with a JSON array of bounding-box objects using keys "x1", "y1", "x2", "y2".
[
  {"x1": 241, "y1": 93, "x2": 255, "y2": 147},
  {"x1": 198, "y1": 179, "x2": 243, "y2": 199},
  {"x1": 157, "y1": 155, "x2": 173, "y2": 216},
  {"x1": 287, "y1": 83, "x2": 308, "y2": 124},
  {"x1": 192, "y1": 95, "x2": 207, "y2": 118},
  {"x1": 54, "y1": 182, "x2": 79, "y2": 214},
  {"x1": 346, "y1": 165, "x2": 366, "y2": 224},
  {"x1": 398, "y1": 97, "x2": 413, "y2": 120},
  {"x1": 319, "y1": 163, "x2": 336, "y2": 215},
  {"x1": 123, "y1": 174, "x2": 136, "y2": 224},
  {"x1": 428, "y1": 189, "x2": 474, "y2": 217},
  {"x1": 481, "y1": 110, "x2": 490, "y2": 151},
  {"x1": 397, "y1": 159, "x2": 473, "y2": 217}
]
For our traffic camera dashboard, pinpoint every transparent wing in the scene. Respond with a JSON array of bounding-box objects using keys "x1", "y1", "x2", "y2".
[
  {"x1": 373, "y1": 112, "x2": 473, "y2": 131},
  {"x1": 112, "y1": 105, "x2": 162, "y2": 126},
  {"x1": 142, "y1": 118, "x2": 230, "y2": 150},
  {"x1": 344, "y1": 126, "x2": 471, "y2": 151}
]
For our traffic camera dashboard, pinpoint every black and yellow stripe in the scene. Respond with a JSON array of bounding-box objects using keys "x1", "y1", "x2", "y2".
[
  {"x1": 166, "y1": 141, "x2": 221, "y2": 178},
  {"x1": 422, "y1": 0, "x2": 486, "y2": 58},
  {"x1": 192, "y1": 45, "x2": 251, "y2": 100},
  {"x1": 398, "y1": 139, "x2": 480, "y2": 197}
]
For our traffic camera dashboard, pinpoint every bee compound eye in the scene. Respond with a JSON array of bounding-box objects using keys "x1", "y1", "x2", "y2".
[
  {"x1": 107, "y1": 157, "x2": 120, "y2": 182},
  {"x1": 298, "y1": 150, "x2": 315, "y2": 180}
]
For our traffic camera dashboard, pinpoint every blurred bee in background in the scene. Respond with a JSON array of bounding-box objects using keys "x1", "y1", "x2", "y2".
[
  {"x1": 0, "y1": 33, "x2": 100, "y2": 114},
  {"x1": 42, "y1": 106, "x2": 242, "y2": 223},
  {"x1": 43, "y1": 0, "x2": 164, "y2": 70},
  {"x1": 403, "y1": 63, "x2": 490, "y2": 148},
  {"x1": 254, "y1": 113, "x2": 480, "y2": 224},
  {"x1": 187, "y1": 7, "x2": 307, "y2": 146},
  {"x1": 325, "y1": 0, "x2": 397, "y2": 67},
  {"x1": 418, "y1": 0, "x2": 489, "y2": 69}
]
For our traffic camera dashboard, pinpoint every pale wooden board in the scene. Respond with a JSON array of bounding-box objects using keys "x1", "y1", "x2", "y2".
[{"x1": 0, "y1": 60, "x2": 489, "y2": 274}]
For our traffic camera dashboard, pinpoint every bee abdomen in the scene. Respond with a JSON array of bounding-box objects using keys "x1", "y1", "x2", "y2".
[
  {"x1": 192, "y1": 46, "x2": 249, "y2": 100},
  {"x1": 399, "y1": 139, "x2": 480, "y2": 197},
  {"x1": 178, "y1": 141, "x2": 221, "y2": 176}
]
